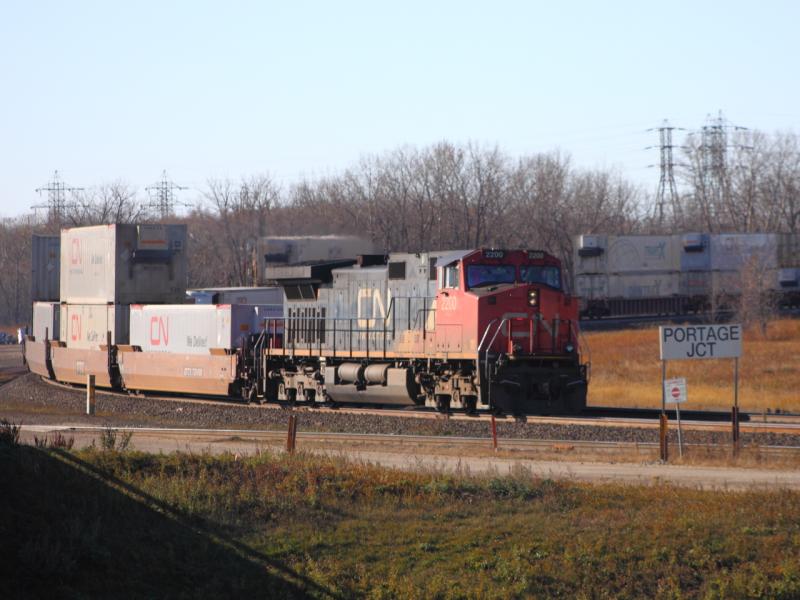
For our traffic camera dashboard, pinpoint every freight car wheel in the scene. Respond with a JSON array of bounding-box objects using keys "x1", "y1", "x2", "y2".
[{"x1": 435, "y1": 394, "x2": 450, "y2": 413}]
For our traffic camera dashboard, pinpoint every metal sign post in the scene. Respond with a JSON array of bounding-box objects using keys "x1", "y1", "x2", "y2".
[
  {"x1": 664, "y1": 377, "x2": 687, "y2": 458},
  {"x1": 733, "y1": 357, "x2": 740, "y2": 455}
]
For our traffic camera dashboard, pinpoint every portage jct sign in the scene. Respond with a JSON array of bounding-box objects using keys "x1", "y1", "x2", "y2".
[{"x1": 659, "y1": 324, "x2": 742, "y2": 360}]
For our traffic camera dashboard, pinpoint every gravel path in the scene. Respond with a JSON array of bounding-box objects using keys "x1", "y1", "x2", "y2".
[{"x1": 2, "y1": 372, "x2": 800, "y2": 447}]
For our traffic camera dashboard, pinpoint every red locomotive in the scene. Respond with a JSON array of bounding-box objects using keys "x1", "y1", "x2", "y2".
[{"x1": 257, "y1": 248, "x2": 587, "y2": 414}]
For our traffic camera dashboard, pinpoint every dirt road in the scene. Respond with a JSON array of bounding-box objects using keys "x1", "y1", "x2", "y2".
[{"x1": 19, "y1": 423, "x2": 800, "y2": 491}]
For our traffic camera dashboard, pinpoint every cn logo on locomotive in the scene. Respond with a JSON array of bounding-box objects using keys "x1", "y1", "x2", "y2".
[{"x1": 357, "y1": 288, "x2": 390, "y2": 328}]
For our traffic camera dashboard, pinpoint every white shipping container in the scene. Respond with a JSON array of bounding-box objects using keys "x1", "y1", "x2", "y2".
[
  {"x1": 59, "y1": 304, "x2": 130, "y2": 349},
  {"x1": 130, "y1": 304, "x2": 263, "y2": 354},
  {"x1": 61, "y1": 224, "x2": 187, "y2": 304},
  {"x1": 607, "y1": 272, "x2": 680, "y2": 299},
  {"x1": 710, "y1": 234, "x2": 777, "y2": 271},
  {"x1": 605, "y1": 235, "x2": 680, "y2": 273},
  {"x1": 32, "y1": 302, "x2": 60, "y2": 341},
  {"x1": 31, "y1": 235, "x2": 61, "y2": 302}
]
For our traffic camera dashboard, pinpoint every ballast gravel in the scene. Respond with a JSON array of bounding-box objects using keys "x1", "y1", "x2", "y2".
[{"x1": 1, "y1": 373, "x2": 799, "y2": 448}]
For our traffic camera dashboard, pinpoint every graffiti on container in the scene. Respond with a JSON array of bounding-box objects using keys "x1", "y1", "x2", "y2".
[{"x1": 644, "y1": 243, "x2": 666, "y2": 259}]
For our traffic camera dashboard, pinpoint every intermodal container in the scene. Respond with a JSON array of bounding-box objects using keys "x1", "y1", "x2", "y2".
[
  {"x1": 129, "y1": 304, "x2": 271, "y2": 354},
  {"x1": 32, "y1": 301, "x2": 60, "y2": 341},
  {"x1": 60, "y1": 224, "x2": 187, "y2": 304},
  {"x1": 710, "y1": 234, "x2": 777, "y2": 271},
  {"x1": 605, "y1": 235, "x2": 680, "y2": 273},
  {"x1": 31, "y1": 235, "x2": 60, "y2": 301},
  {"x1": 59, "y1": 303, "x2": 130, "y2": 349}
]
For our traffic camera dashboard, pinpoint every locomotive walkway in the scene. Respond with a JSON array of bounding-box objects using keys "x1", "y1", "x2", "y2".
[{"x1": 18, "y1": 424, "x2": 800, "y2": 491}]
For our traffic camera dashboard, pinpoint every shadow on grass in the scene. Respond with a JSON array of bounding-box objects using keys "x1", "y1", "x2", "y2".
[{"x1": 0, "y1": 444, "x2": 339, "y2": 599}]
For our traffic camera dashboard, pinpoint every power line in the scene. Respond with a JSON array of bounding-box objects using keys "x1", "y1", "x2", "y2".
[
  {"x1": 146, "y1": 170, "x2": 189, "y2": 219},
  {"x1": 33, "y1": 170, "x2": 83, "y2": 225}
]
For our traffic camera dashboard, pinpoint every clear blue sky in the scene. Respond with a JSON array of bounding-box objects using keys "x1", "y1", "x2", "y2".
[{"x1": 2, "y1": 0, "x2": 799, "y2": 217}]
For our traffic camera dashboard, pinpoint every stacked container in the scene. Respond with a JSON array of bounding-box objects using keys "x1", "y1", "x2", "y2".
[
  {"x1": 32, "y1": 301, "x2": 60, "y2": 341},
  {"x1": 31, "y1": 235, "x2": 61, "y2": 302},
  {"x1": 129, "y1": 303, "x2": 284, "y2": 354},
  {"x1": 57, "y1": 223, "x2": 188, "y2": 350}
]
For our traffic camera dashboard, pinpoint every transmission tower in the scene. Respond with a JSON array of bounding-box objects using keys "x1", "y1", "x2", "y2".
[
  {"x1": 146, "y1": 170, "x2": 189, "y2": 219},
  {"x1": 33, "y1": 171, "x2": 83, "y2": 225},
  {"x1": 696, "y1": 110, "x2": 749, "y2": 228},
  {"x1": 647, "y1": 120, "x2": 684, "y2": 226}
]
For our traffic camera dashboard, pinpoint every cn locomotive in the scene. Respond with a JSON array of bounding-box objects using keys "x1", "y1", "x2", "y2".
[{"x1": 246, "y1": 248, "x2": 587, "y2": 414}]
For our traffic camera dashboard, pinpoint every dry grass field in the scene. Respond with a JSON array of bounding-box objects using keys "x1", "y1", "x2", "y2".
[{"x1": 584, "y1": 319, "x2": 800, "y2": 413}]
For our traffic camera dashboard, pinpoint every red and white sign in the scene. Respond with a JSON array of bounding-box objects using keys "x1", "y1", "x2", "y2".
[{"x1": 664, "y1": 377, "x2": 687, "y2": 404}]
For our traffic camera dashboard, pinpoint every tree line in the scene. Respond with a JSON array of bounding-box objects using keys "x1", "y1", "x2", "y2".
[{"x1": 1, "y1": 131, "x2": 799, "y2": 325}]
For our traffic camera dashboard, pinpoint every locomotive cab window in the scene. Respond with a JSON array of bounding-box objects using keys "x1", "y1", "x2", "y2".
[
  {"x1": 520, "y1": 265, "x2": 561, "y2": 289},
  {"x1": 466, "y1": 264, "x2": 516, "y2": 288},
  {"x1": 443, "y1": 264, "x2": 460, "y2": 288}
]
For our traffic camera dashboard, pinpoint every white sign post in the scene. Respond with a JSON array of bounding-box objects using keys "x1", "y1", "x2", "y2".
[
  {"x1": 658, "y1": 324, "x2": 743, "y2": 458},
  {"x1": 664, "y1": 377, "x2": 687, "y2": 456}
]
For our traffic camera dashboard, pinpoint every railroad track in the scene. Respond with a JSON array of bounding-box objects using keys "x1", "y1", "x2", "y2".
[
  {"x1": 19, "y1": 423, "x2": 800, "y2": 463},
  {"x1": 39, "y1": 375, "x2": 800, "y2": 436}
]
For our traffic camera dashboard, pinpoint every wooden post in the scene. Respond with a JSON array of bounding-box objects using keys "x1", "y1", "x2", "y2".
[
  {"x1": 659, "y1": 413, "x2": 668, "y2": 462},
  {"x1": 286, "y1": 414, "x2": 297, "y2": 454},
  {"x1": 86, "y1": 374, "x2": 96, "y2": 415},
  {"x1": 490, "y1": 414, "x2": 498, "y2": 452}
]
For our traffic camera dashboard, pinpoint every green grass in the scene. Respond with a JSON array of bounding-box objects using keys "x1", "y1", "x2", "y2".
[{"x1": 2, "y1": 440, "x2": 800, "y2": 599}]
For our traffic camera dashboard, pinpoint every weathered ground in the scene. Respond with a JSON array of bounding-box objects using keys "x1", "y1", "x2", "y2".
[{"x1": 2, "y1": 441, "x2": 800, "y2": 599}]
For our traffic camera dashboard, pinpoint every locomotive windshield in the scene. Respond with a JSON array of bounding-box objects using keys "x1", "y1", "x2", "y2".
[
  {"x1": 520, "y1": 265, "x2": 561, "y2": 289},
  {"x1": 467, "y1": 264, "x2": 516, "y2": 288}
]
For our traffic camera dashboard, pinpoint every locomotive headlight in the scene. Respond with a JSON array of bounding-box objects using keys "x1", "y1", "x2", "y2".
[
  {"x1": 565, "y1": 343, "x2": 575, "y2": 354},
  {"x1": 527, "y1": 289, "x2": 539, "y2": 307}
]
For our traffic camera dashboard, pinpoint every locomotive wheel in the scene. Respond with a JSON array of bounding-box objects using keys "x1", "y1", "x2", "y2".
[
  {"x1": 435, "y1": 394, "x2": 451, "y2": 413},
  {"x1": 304, "y1": 388, "x2": 316, "y2": 404}
]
